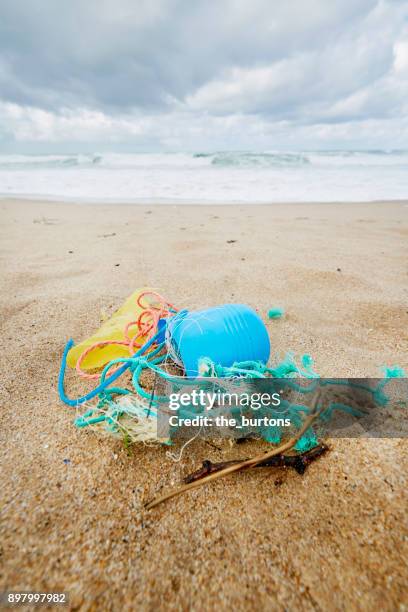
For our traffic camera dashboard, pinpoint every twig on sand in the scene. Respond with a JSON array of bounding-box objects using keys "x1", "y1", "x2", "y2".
[
  {"x1": 145, "y1": 390, "x2": 323, "y2": 510},
  {"x1": 184, "y1": 443, "x2": 329, "y2": 483}
]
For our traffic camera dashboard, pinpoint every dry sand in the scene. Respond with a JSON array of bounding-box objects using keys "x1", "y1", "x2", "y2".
[{"x1": 1, "y1": 198, "x2": 407, "y2": 611}]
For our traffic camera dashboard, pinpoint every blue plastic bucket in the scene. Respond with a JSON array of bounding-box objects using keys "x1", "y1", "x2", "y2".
[{"x1": 166, "y1": 304, "x2": 270, "y2": 376}]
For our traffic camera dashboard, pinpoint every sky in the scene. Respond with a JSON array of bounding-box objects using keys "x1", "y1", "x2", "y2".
[{"x1": 0, "y1": 0, "x2": 407, "y2": 153}]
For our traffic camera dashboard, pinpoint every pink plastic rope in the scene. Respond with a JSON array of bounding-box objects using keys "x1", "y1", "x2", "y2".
[{"x1": 75, "y1": 291, "x2": 177, "y2": 379}]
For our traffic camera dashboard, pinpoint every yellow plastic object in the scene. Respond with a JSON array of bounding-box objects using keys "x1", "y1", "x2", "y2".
[{"x1": 67, "y1": 287, "x2": 151, "y2": 371}]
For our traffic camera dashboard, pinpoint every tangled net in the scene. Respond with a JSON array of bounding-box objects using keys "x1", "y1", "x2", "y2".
[{"x1": 59, "y1": 292, "x2": 406, "y2": 451}]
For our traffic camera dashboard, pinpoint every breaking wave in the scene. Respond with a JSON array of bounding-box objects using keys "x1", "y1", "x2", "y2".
[
  {"x1": 0, "y1": 150, "x2": 407, "y2": 203},
  {"x1": 0, "y1": 154, "x2": 102, "y2": 169},
  {"x1": 207, "y1": 152, "x2": 310, "y2": 167}
]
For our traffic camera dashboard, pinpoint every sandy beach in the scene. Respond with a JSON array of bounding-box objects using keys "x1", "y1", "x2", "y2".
[{"x1": 1, "y1": 198, "x2": 407, "y2": 610}]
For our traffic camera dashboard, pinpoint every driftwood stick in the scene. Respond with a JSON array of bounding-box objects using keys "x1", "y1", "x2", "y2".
[
  {"x1": 184, "y1": 443, "x2": 328, "y2": 483},
  {"x1": 145, "y1": 392, "x2": 323, "y2": 510}
]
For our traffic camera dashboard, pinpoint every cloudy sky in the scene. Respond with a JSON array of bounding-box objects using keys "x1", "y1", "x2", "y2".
[{"x1": 0, "y1": 0, "x2": 407, "y2": 152}]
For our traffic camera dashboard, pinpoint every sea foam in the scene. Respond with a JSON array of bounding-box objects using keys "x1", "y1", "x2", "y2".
[{"x1": 0, "y1": 150, "x2": 407, "y2": 203}]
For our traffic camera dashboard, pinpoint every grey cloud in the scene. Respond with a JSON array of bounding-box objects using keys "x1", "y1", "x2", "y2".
[
  {"x1": 0, "y1": 0, "x2": 407, "y2": 150},
  {"x1": 0, "y1": 0, "x2": 383, "y2": 112}
]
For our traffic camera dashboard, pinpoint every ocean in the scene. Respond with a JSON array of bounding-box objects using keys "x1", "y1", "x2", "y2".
[{"x1": 0, "y1": 150, "x2": 407, "y2": 204}]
